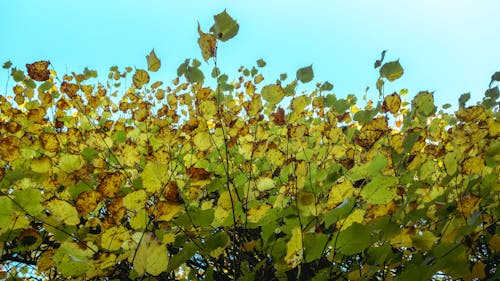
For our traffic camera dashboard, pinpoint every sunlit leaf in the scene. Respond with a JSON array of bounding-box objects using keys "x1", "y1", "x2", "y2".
[
  {"x1": 285, "y1": 227, "x2": 303, "y2": 268},
  {"x1": 198, "y1": 23, "x2": 217, "y2": 62},
  {"x1": 261, "y1": 84, "x2": 285, "y2": 105},
  {"x1": 382, "y1": 92, "x2": 401, "y2": 114},
  {"x1": 133, "y1": 233, "x2": 169, "y2": 276},
  {"x1": 45, "y1": 199, "x2": 80, "y2": 226}
]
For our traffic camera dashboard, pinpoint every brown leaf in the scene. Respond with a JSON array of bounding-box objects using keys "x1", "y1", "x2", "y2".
[{"x1": 26, "y1": 61, "x2": 50, "y2": 82}]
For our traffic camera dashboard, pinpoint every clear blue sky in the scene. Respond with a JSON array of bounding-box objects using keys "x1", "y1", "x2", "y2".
[{"x1": 1, "y1": 0, "x2": 499, "y2": 108}]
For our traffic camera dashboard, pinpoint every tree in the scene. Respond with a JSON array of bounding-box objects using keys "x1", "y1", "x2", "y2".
[{"x1": 0, "y1": 10, "x2": 499, "y2": 280}]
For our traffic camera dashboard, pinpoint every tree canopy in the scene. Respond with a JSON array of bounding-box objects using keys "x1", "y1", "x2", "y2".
[{"x1": 0, "y1": 10, "x2": 499, "y2": 281}]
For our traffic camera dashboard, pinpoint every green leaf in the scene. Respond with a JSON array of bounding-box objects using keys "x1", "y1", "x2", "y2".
[
  {"x1": 14, "y1": 189, "x2": 43, "y2": 216},
  {"x1": 186, "y1": 66, "x2": 204, "y2": 83},
  {"x1": 353, "y1": 109, "x2": 378, "y2": 125},
  {"x1": 3, "y1": 61, "x2": 12, "y2": 69},
  {"x1": 403, "y1": 131, "x2": 420, "y2": 153},
  {"x1": 361, "y1": 175, "x2": 398, "y2": 204},
  {"x1": 81, "y1": 147, "x2": 99, "y2": 162},
  {"x1": 296, "y1": 65, "x2": 314, "y2": 83},
  {"x1": 12, "y1": 68, "x2": 25, "y2": 82},
  {"x1": 261, "y1": 84, "x2": 285, "y2": 105},
  {"x1": 348, "y1": 153, "x2": 387, "y2": 181},
  {"x1": 324, "y1": 198, "x2": 355, "y2": 227},
  {"x1": 52, "y1": 241, "x2": 92, "y2": 277},
  {"x1": 412, "y1": 91, "x2": 436, "y2": 116},
  {"x1": 489, "y1": 71, "x2": 500, "y2": 88},
  {"x1": 336, "y1": 223, "x2": 372, "y2": 255},
  {"x1": 211, "y1": 9, "x2": 239, "y2": 42},
  {"x1": 59, "y1": 154, "x2": 84, "y2": 173},
  {"x1": 374, "y1": 50, "x2": 386, "y2": 68},
  {"x1": 304, "y1": 233, "x2": 328, "y2": 262},
  {"x1": 0, "y1": 197, "x2": 16, "y2": 235},
  {"x1": 320, "y1": 81, "x2": 333, "y2": 91},
  {"x1": 280, "y1": 73, "x2": 287, "y2": 81},
  {"x1": 112, "y1": 130, "x2": 127, "y2": 144},
  {"x1": 380, "y1": 60, "x2": 404, "y2": 82},
  {"x1": 177, "y1": 59, "x2": 189, "y2": 76},
  {"x1": 257, "y1": 59, "x2": 266, "y2": 67},
  {"x1": 147, "y1": 49, "x2": 161, "y2": 72},
  {"x1": 459, "y1": 92, "x2": 470, "y2": 108}
]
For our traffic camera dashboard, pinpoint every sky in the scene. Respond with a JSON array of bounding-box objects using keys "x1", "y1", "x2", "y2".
[{"x1": 1, "y1": 0, "x2": 499, "y2": 109}]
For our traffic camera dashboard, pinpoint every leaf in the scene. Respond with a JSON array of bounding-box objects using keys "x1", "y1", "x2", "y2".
[
  {"x1": 193, "y1": 131, "x2": 212, "y2": 151},
  {"x1": 147, "y1": 49, "x2": 161, "y2": 72},
  {"x1": 198, "y1": 23, "x2": 217, "y2": 62},
  {"x1": 14, "y1": 189, "x2": 43, "y2": 216},
  {"x1": 361, "y1": 175, "x2": 398, "y2": 204},
  {"x1": 382, "y1": 92, "x2": 401, "y2": 114},
  {"x1": 58, "y1": 154, "x2": 84, "y2": 173},
  {"x1": 133, "y1": 233, "x2": 169, "y2": 276},
  {"x1": 257, "y1": 177, "x2": 275, "y2": 191},
  {"x1": 101, "y1": 226, "x2": 130, "y2": 251},
  {"x1": 380, "y1": 60, "x2": 403, "y2": 82},
  {"x1": 284, "y1": 227, "x2": 303, "y2": 268},
  {"x1": 2, "y1": 61, "x2": 12, "y2": 69},
  {"x1": 458, "y1": 92, "x2": 470, "y2": 108},
  {"x1": 489, "y1": 71, "x2": 500, "y2": 88},
  {"x1": 142, "y1": 162, "x2": 170, "y2": 193},
  {"x1": 354, "y1": 116, "x2": 389, "y2": 148},
  {"x1": 123, "y1": 190, "x2": 148, "y2": 210},
  {"x1": 45, "y1": 199, "x2": 80, "y2": 226},
  {"x1": 320, "y1": 81, "x2": 334, "y2": 91},
  {"x1": 296, "y1": 65, "x2": 314, "y2": 83},
  {"x1": 186, "y1": 66, "x2": 204, "y2": 83},
  {"x1": 211, "y1": 9, "x2": 239, "y2": 42},
  {"x1": 374, "y1": 50, "x2": 386, "y2": 68},
  {"x1": 304, "y1": 233, "x2": 328, "y2": 263},
  {"x1": 26, "y1": 61, "x2": 50, "y2": 82},
  {"x1": 257, "y1": 59, "x2": 266, "y2": 67},
  {"x1": 261, "y1": 84, "x2": 285, "y2": 105},
  {"x1": 52, "y1": 241, "x2": 92, "y2": 277},
  {"x1": 336, "y1": 223, "x2": 372, "y2": 255},
  {"x1": 133, "y1": 69, "x2": 150, "y2": 88},
  {"x1": 325, "y1": 198, "x2": 355, "y2": 227},
  {"x1": 412, "y1": 91, "x2": 436, "y2": 117}
]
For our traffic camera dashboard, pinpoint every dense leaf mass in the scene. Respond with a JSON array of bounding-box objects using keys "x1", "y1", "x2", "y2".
[{"x1": 0, "y1": 11, "x2": 499, "y2": 281}]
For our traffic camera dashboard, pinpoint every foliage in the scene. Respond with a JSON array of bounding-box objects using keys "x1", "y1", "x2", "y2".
[{"x1": 1, "y1": 10, "x2": 499, "y2": 281}]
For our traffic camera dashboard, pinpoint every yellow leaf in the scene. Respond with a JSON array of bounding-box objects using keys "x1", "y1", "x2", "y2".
[
  {"x1": 100, "y1": 226, "x2": 130, "y2": 251},
  {"x1": 130, "y1": 209, "x2": 148, "y2": 230},
  {"x1": 339, "y1": 208, "x2": 365, "y2": 230},
  {"x1": 31, "y1": 157, "x2": 52, "y2": 174},
  {"x1": 247, "y1": 204, "x2": 271, "y2": 223},
  {"x1": 326, "y1": 180, "x2": 355, "y2": 209},
  {"x1": 382, "y1": 92, "x2": 401, "y2": 114},
  {"x1": 45, "y1": 199, "x2": 80, "y2": 226},
  {"x1": 284, "y1": 227, "x2": 303, "y2": 268},
  {"x1": 147, "y1": 49, "x2": 161, "y2": 72},
  {"x1": 193, "y1": 131, "x2": 211, "y2": 151},
  {"x1": 132, "y1": 233, "x2": 169, "y2": 276},
  {"x1": 197, "y1": 23, "x2": 217, "y2": 62},
  {"x1": 133, "y1": 69, "x2": 150, "y2": 88},
  {"x1": 123, "y1": 190, "x2": 148, "y2": 210},
  {"x1": 154, "y1": 201, "x2": 183, "y2": 222},
  {"x1": 58, "y1": 154, "x2": 84, "y2": 173},
  {"x1": 142, "y1": 162, "x2": 170, "y2": 193},
  {"x1": 256, "y1": 177, "x2": 275, "y2": 191}
]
